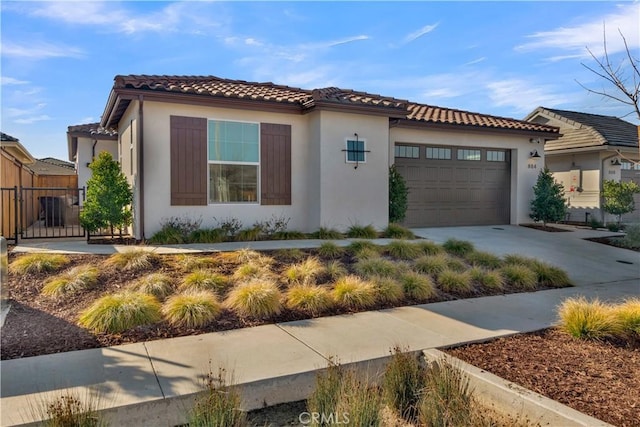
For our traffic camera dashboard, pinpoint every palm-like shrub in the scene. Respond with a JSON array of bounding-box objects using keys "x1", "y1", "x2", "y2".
[
  {"x1": 346, "y1": 224, "x2": 378, "y2": 239},
  {"x1": 371, "y1": 276, "x2": 405, "y2": 304},
  {"x1": 286, "y1": 285, "x2": 334, "y2": 315},
  {"x1": 500, "y1": 264, "x2": 538, "y2": 290},
  {"x1": 163, "y1": 291, "x2": 221, "y2": 328},
  {"x1": 9, "y1": 253, "x2": 70, "y2": 275},
  {"x1": 181, "y1": 270, "x2": 229, "y2": 294},
  {"x1": 465, "y1": 250, "x2": 502, "y2": 269},
  {"x1": 42, "y1": 265, "x2": 100, "y2": 298},
  {"x1": 413, "y1": 254, "x2": 449, "y2": 276},
  {"x1": 225, "y1": 280, "x2": 282, "y2": 318},
  {"x1": 354, "y1": 257, "x2": 400, "y2": 278},
  {"x1": 401, "y1": 272, "x2": 436, "y2": 300},
  {"x1": 558, "y1": 297, "x2": 620, "y2": 340},
  {"x1": 283, "y1": 257, "x2": 324, "y2": 286},
  {"x1": 442, "y1": 239, "x2": 475, "y2": 257},
  {"x1": 317, "y1": 241, "x2": 345, "y2": 259},
  {"x1": 469, "y1": 267, "x2": 504, "y2": 290},
  {"x1": 79, "y1": 292, "x2": 161, "y2": 333},
  {"x1": 106, "y1": 250, "x2": 158, "y2": 272},
  {"x1": 332, "y1": 276, "x2": 377, "y2": 309},
  {"x1": 131, "y1": 273, "x2": 174, "y2": 299},
  {"x1": 437, "y1": 270, "x2": 473, "y2": 294},
  {"x1": 385, "y1": 240, "x2": 421, "y2": 260}
]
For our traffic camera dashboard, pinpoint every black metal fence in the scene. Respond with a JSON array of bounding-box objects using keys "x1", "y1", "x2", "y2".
[
  {"x1": 0, "y1": 187, "x2": 18, "y2": 244},
  {"x1": 19, "y1": 187, "x2": 86, "y2": 239}
]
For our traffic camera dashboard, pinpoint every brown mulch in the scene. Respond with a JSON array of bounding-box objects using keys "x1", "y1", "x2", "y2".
[
  {"x1": 586, "y1": 236, "x2": 640, "y2": 252},
  {"x1": 446, "y1": 329, "x2": 640, "y2": 427},
  {"x1": 520, "y1": 223, "x2": 572, "y2": 232}
]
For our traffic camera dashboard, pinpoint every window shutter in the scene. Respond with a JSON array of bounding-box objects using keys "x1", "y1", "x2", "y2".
[
  {"x1": 260, "y1": 123, "x2": 291, "y2": 205},
  {"x1": 170, "y1": 115, "x2": 207, "y2": 206}
]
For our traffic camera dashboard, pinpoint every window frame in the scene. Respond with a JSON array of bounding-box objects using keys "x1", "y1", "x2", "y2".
[
  {"x1": 425, "y1": 146, "x2": 452, "y2": 160},
  {"x1": 486, "y1": 150, "x2": 506, "y2": 162},
  {"x1": 207, "y1": 118, "x2": 261, "y2": 205},
  {"x1": 394, "y1": 144, "x2": 420, "y2": 159},
  {"x1": 457, "y1": 149, "x2": 481, "y2": 161},
  {"x1": 345, "y1": 138, "x2": 367, "y2": 164}
]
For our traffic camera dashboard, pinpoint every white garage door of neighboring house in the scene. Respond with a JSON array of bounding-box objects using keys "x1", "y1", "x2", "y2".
[
  {"x1": 621, "y1": 162, "x2": 640, "y2": 223},
  {"x1": 394, "y1": 144, "x2": 511, "y2": 227}
]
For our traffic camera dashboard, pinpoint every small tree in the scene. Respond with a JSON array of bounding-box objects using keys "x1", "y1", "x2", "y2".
[
  {"x1": 389, "y1": 165, "x2": 409, "y2": 223},
  {"x1": 602, "y1": 179, "x2": 640, "y2": 227},
  {"x1": 80, "y1": 152, "x2": 133, "y2": 237},
  {"x1": 530, "y1": 168, "x2": 567, "y2": 228}
]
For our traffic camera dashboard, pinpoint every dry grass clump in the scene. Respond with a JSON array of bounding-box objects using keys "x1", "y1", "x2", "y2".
[
  {"x1": 354, "y1": 257, "x2": 400, "y2": 278},
  {"x1": 437, "y1": 270, "x2": 474, "y2": 294},
  {"x1": 347, "y1": 240, "x2": 381, "y2": 258},
  {"x1": 231, "y1": 263, "x2": 273, "y2": 282},
  {"x1": 324, "y1": 260, "x2": 348, "y2": 281},
  {"x1": 41, "y1": 265, "x2": 100, "y2": 298},
  {"x1": 188, "y1": 368, "x2": 245, "y2": 427},
  {"x1": 317, "y1": 241, "x2": 345, "y2": 259},
  {"x1": 500, "y1": 264, "x2": 538, "y2": 290},
  {"x1": 225, "y1": 280, "x2": 282, "y2": 318},
  {"x1": 78, "y1": 292, "x2": 161, "y2": 333},
  {"x1": 419, "y1": 359, "x2": 473, "y2": 426},
  {"x1": 40, "y1": 392, "x2": 107, "y2": 427},
  {"x1": 174, "y1": 254, "x2": 218, "y2": 272},
  {"x1": 384, "y1": 223, "x2": 415, "y2": 239},
  {"x1": 335, "y1": 371, "x2": 382, "y2": 426},
  {"x1": 558, "y1": 297, "x2": 621, "y2": 340},
  {"x1": 469, "y1": 267, "x2": 504, "y2": 291},
  {"x1": 371, "y1": 276, "x2": 405, "y2": 304},
  {"x1": 346, "y1": 224, "x2": 379, "y2": 239},
  {"x1": 531, "y1": 261, "x2": 573, "y2": 287},
  {"x1": 131, "y1": 273, "x2": 174, "y2": 300},
  {"x1": 465, "y1": 250, "x2": 502, "y2": 269},
  {"x1": 282, "y1": 257, "x2": 324, "y2": 286},
  {"x1": 106, "y1": 249, "x2": 159, "y2": 272},
  {"x1": 413, "y1": 254, "x2": 449, "y2": 276},
  {"x1": 273, "y1": 248, "x2": 306, "y2": 262},
  {"x1": 382, "y1": 348, "x2": 424, "y2": 422},
  {"x1": 332, "y1": 276, "x2": 377, "y2": 309},
  {"x1": 9, "y1": 253, "x2": 70, "y2": 275},
  {"x1": 416, "y1": 241, "x2": 444, "y2": 256},
  {"x1": 615, "y1": 298, "x2": 640, "y2": 339},
  {"x1": 385, "y1": 240, "x2": 422, "y2": 260},
  {"x1": 286, "y1": 285, "x2": 334, "y2": 315},
  {"x1": 401, "y1": 272, "x2": 436, "y2": 300},
  {"x1": 181, "y1": 270, "x2": 229, "y2": 294},
  {"x1": 502, "y1": 254, "x2": 537, "y2": 269},
  {"x1": 442, "y1": 239, "x2": 475, "y2": 257},
  {"x1": 162, "y1": 291, "x2": 221, "y2": 328},
  {"x1": 235, "y1": 249, "x2": 274, "y2": 266}
]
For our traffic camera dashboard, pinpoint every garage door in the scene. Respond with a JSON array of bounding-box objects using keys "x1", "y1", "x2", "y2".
[
  {"x1": 621, "y1": 163, "x2": 640, "y2": 223},
  {"x1": 394, "y1": 144, "x2": 511, "y2": 227}
]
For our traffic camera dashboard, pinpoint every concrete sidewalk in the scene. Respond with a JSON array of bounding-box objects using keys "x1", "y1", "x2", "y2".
[{"x1": 2, "y1": 225, "x2": 638, "y2": 426}]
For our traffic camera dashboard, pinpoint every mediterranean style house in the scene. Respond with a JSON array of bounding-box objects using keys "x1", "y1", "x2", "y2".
[
  {"x1": 525, "y1": 107, "x2": 640, "y2": 223},
  {"x1": 97, "y1": 75, "x2": 560, "y2": 239}
]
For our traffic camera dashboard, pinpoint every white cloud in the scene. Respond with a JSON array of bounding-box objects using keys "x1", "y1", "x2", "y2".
[
  {"x1": 2, "y1": 41, "x2": 85, "y2": 59},
  {"x1": 14, "y1": 115, "x2": 52, "y2": 125},
  {"x1": 516, "y1": 3, "x2": 640, "y2": 59},
  {"x1": 328, "y1": 35, "x2": 369, "y2": 47},
  {"x1": 463, "y1": 57, "x2": 487, "y2": 66},
  {"x1": 486, "y1": 79, "x2": 569, "y2": 112},
  {"x1": 404, "y1": 23, "x2": 439, "y2": 44},
  {"x1": 1, "y1": 76, "x2": 29, "y2": 85}
]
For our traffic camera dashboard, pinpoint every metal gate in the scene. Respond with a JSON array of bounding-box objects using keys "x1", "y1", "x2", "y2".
[
  {"x1": 19, "y1": 187, "x2": 86, "y2": 239},
  {"x1": 1, "y1": 187, "x2": 19, "y2": 244}
]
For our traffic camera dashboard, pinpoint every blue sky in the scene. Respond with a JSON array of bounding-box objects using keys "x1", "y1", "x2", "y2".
[{"x1": 2, "y1": 1, "x2": 639, "y2": 160}]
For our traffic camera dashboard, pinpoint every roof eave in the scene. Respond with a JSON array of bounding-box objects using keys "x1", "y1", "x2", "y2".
[
  {"x1": 1, "y1": 140, "x2": 36, "y2": 164},
  {"x1": 305, "y1": 100, "x2": 407, "y2": 118},
  {"x1": 392, "y1": 118, "x2": 560, "y2": 139}
]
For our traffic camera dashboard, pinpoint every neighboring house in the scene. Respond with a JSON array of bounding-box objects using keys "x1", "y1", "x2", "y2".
[
  {"x1": 98, "y1": 75, "x2": 559, "y2": 240},
  {"x1": 1, "y1": 132, "x2": 36, "y2": 239},
  {"x1": 67, "y1": 122, "x2": 118, "y2": 197},
  {"x1": 525, "y1": 107, "x2": 640, "y2": 223}
]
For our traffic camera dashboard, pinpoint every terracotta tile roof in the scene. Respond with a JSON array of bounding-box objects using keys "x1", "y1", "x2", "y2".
[
  {"x1": 67, "y1": 122, "x2": 117, "y2": 137},
  {"x1": 104, "y1": 75, "x2": 559, "y2": 135}
]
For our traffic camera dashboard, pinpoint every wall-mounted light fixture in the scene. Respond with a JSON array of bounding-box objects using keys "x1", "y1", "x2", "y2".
[
  {"x1": 529, "y1": 150, "x2": 541, "y2": 159},
  {"x1": 529, "y1": 138, "x2": 541, "y2": 144},
  {"x1": 611, "y1": 158, "x2": 622, "y2": 166}
]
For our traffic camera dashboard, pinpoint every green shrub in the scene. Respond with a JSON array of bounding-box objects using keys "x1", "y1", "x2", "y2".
[
  {"x1": 500, "y1": 264, "x2": 538, "y2": 290},
  {"x1": 419, "y1": 359, "x2": 473, "y2": 427},
  {"x1": 42, "y1": 265, "x2": 100, "y2": 298},
  {"x1": 469, "y1": 267, "x2": 504, "y2": 290},
  {"x1": 384, "y1": 223, "x2": 415, "y2": 239},
  {"x1": 324, "y1": 260, "x2": 348, "y2": 281},
  {"x1": 189, "y1": 228, "x2": 224, "y2": 243},
  {"x1": 286, "y1": 285, "x2": 334, "y2": 315},
  {"x1": 225, "y1": 280, "x2": 282, "y2": 318},
  {"x1": 335, "y1": 371, "x2": 382, "y2": 427},
  {"x1": 346, "y1": 224, "x2": 378, "y2": 239},
  {"x1": 445, "y1": 257, "x2": 467, "y2": 272},
  {"x1": 347, "y1": 240, "x2": 381, "y2": 258},
  {"x1": 416, "y1": 241, "x2": 444, "y2": 256},
  {"x1": 437, "y1": 270, "x2": 474, "y2": 294},
  {"x1": 354, "y1": 257, "x2": 400, "y2": 278},
  {"x1": 622, "y1": 223, "x2": 640, "y2": 248},
  {"x1": 148, "y1": 225, "x2": 186, "y2": 244},
  {"x1": 502, "y1": 254, "x2": 537, "y2": 269},
  {"x1": 79, "y1": 292, "x2": 161, "y2": 333},
  {"x1": 283, "y1": 257, "x2": 324, "y2": 286},
  {"x1": 558, "y1": 297, "x2": 620, "y2": 340},
  {"x1": 313, "y1": 227, "x2": 344, "y2": 240},
  {"x1": 529, "y1": 167, "x2": 567, "y2": 227},
  {"x1": 589, "y1": 218, "x2": 604, "y2": 229},
  {"x1": 41, "y1": 393, "x2": 107, "y2": 427},
  {"x1": 106, "y1": 250, "x2": 158, "y2": 272},
  {"x1": 442, "y1": 239, "x2": 475, "y2": 257},
  {"x1": 371, "y1": 276, "x2": 404, "y2": 304},
  {"x1": 382, "y1": 348, "x2": 424, "y2": 422},
  {"x1": 307, "y1": 362, "x2": 343, "y2": 426},
  {"x1": 389, "y1": 164, "x2": 409, "y2": 223},
  {"x1": 465, "y1": 250, "x2": 502, "y2": 269},
  {"x1": 9, "y1": 253, "x2": 70, "y2": 275},
  {"x1": 532, "y1": 261, "x2": 573, "y2": 287},
  {"x1": 271, "y1": 230, "x2": 307, "y2": 240},
  {"x1": 413, "y1": 254, "x2": 449, "y2": 276},
  {"x1": 181, "y1": 270, "x2": 229, "y2": 294},
  {"x1": 332, "y1": 276, "x2": 377, "y2": 309},
  {"x1": 188, "y1": 367, "x2": 245, "y2": 427},
  {"x1": 385, "y1": 240, "x2": 421, "y2": 260},
  {"x1": 148, "y1": 216, "x2": 201, "y2": 244},
  {"x1": 131, "y1": 273, "x2": 174, "y2": 300},
  {"x1": 317, "y1": 242, "x2": 345, "y2": 259},
  {"x1": 163, "y1": 291, "x2": 221, "y2": 328},
  {"x1": 236, "y1": 226, "x2": 263, "y2": 241},
  {"x1": 401, "y1": 272, "x2": 436, "y2": 300}
]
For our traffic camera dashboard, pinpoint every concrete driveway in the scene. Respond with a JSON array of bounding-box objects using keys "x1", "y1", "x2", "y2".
[{"x1": 412, "y1": 225, "x2": 639, "y2": 287}]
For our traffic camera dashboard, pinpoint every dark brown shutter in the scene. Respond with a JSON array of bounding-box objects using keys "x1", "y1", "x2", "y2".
[
  {"x1": 260, "y1": 123, "x2": 291, "y2": 205},
  {"x1": 170, "y1": 116, "x2": 207, "y2": 206}
]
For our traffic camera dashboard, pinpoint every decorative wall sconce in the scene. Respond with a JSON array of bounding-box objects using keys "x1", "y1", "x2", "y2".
[
  {"x1": 611, "y1": 158, "x2": 622, "y2": 166},
  {"x1": 529, "y1": 138, "x2": 542, "y2": 144},
  {"x1": 529, "y1": 150, "x2": 541, "y2": 159},
  {"x1": 342, "y1": 132, "x2": 370, "y2": 169}
]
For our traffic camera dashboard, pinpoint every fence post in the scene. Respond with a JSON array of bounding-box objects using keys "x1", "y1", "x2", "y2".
[
  {"x1": 13, "y1": 186, "x2": 19, "y2": 243},
  {"x1": 0, "y1": 236, "x2": 9, "y2": 327}
]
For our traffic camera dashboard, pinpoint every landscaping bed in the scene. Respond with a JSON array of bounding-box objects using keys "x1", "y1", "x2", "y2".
[
  {"x1": 2, "y1": 239, "x2": 573, "y2": 360},
  {"x1": 586, "y1": 236, "x2": 640, "y2": 252}
]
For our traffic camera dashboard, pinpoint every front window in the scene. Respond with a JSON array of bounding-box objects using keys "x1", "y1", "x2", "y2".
[{"x1": 208, "y1": 120, "x2": 259, "y2": 203}]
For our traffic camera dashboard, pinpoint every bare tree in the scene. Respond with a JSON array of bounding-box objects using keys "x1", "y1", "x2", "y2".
[{"x1": 577, "y1": 27, "x2": 640, "y2": 121}]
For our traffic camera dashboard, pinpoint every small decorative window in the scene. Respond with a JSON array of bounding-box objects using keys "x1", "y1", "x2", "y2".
[
  {"x1": 457, "y1": 149, "x2": 481, "y2": 161},
  {"x1": 395, "y1": 145, "x2": 420, "y2": 158},
  {"x1": 345, "y1": 139, "x2": 366, "y2": 163},
  {"x1": 426, "y1": 147, "x2": 451, "y2": 160},
  {"x1": 487, "y1": 150, "x2": 506, "y2": 162},
  {"x1": 621, "y1": 161, "x2": 640, "y2": 170}
]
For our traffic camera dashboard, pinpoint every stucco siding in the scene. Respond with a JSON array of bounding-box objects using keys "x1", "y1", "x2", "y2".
[
  {"x1": 118, "y1": 101, "x2": 140, "y2": 238},
  {"x1": 75, "y1": 137, "x2": 118, "y2": 200},
  {"x1": 389, "y1": 127, "x2": 540, "y2": 225}
]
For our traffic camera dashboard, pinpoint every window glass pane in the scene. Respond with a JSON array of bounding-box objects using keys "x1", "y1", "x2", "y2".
[
  {"x1": 457, "y1": 149, "x2": 481, "y2": 161},
  {"x1": 426, "y1": 147, "x2": 450, "y2": 160},
  {"x1": 208, "y1": 120, "x2": 258, "y2": 162},
  {"x1": 347, "y1": 140, "x2": 365, "y2": 162},
  {"x1": 487, "y1": 150, "x2": 505, "y2": 162},
  {"x1": 209, "y1": 164, "x2": 257, "y2": 203}
]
